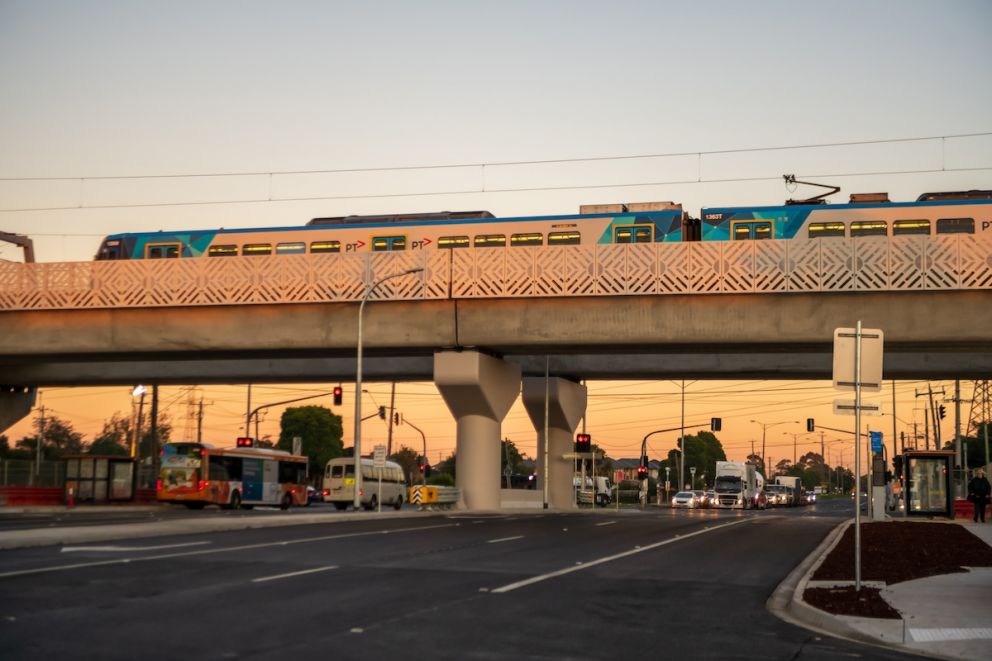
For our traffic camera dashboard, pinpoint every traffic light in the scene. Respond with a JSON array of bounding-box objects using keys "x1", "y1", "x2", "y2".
[
  {"x1": 333, "y1": 386, "x2": 343, "y2": 406},
  {"x1": 423, "y1": 463, "x2": 432, "y2": 478},
  {"x1": 806, "y1": 418, "x2": 815, "y2": 432},
  {"x1": 236, "y1": 437, "x2": 253, "y2": 447},
  {"x1": 637, "y1": 464, "x2": 648, "y2": 479},
  {"x1": 710, "y1": 417, "x2": 721, "y2": 432},
  {"x1": 575, "y1": 433, "x2": 591, "y2": 453},
  {"x1": 394, "y1": 412, "x2": 401, "y2": 426},
  {"x1": 378, "y1": 406, "x2": 386, "y2": 419},
  {"x1": 938, "y1": 405, "x2": 946, "y2": 420}
]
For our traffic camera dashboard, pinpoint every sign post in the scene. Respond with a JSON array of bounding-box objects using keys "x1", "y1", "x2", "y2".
[
  {"x1": 833, "y1": 323, "x2": 884, "y2": 593},
  {"x1": 373, "y1": 444, "x2": 386, "y2": 513}
]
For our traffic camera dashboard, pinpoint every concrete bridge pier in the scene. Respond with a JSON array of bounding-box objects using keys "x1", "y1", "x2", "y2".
[
  {"x1": 434, "y1": 350, "x2": 521, "y2": 510},
  {"x1": 523, "y1": 376, "x2": 587, "y2": 510},
  {"x1": 0, "y1": 387, "x2": 36, "y2": 434}
]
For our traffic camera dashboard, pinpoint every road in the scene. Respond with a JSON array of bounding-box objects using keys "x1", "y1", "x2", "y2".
[{"x1": 0, "y1": 498, "x2": 921, "y2": 660}]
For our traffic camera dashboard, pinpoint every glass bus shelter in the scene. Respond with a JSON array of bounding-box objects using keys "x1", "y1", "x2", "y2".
[{"x1": 903, "y1": 450, "x2": 955, "y2": 518}]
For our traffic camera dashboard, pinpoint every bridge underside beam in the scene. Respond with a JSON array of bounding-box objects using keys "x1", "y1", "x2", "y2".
[
  {"x1": 1, "y1": 349, "x2": 991, "y2": 386},
  {"x1": 0, "y1": 387, "x2": 36, "y2": 433}
]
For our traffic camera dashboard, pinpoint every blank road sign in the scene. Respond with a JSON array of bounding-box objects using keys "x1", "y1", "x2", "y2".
[{"x1": 833, "y1": 327, "x2": 884, "y2": 391}]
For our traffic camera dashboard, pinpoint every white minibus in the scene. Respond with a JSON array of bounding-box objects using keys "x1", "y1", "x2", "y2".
[{"x1": 322, "y1": 456, "x2": 406, "y2": 510}]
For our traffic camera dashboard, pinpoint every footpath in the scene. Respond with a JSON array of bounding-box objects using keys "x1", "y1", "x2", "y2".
[
  {"x1": 3, "y1": 504, "x2": 991, "y2": 659},
  {"x1": 770, "y1": 517, "x2": 992, "y2": 661}
]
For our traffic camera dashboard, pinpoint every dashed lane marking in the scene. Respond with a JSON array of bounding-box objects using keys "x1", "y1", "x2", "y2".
[{"x1": 252, "y1": 565, "x2": 338, "y2": 583}]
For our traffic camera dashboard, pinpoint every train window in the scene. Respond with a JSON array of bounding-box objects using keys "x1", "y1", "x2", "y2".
[
  {"x1": 892, "y1": 219, "x2": 931, "y2": 236},
  {"x1": 510, "y1": 233, "x2": 543, "y2": 247},
  {"x1": 439, "y1": 235, "x2": 470, "y2": 249},
  {"x1": 310, "y1": 240, "x2": 341, "y2": 253},
  {"x1": 474, "y1": 234, "x2": 506, "y2": 248},
  {"x1": 548, "y1": 231, "x2": 581, "y2": 245},
  {"x1": 850, "y1": 221, "x2": 888, "y2": 237},
  {"x1": 208, "y1": 245, "x2": 238, "y2": 257},
  {"x1": 613, "y1": 225, "x2": 652, "y2": 243},
  {"x1": 753, "y1": 223, "x2": 772, "y2": 240},
  {"x1": 372, "y1": 236, "x2": 406, "y2": 251},
  {"x1": 733, "y1": 221, "x2": 773, "y2": 240},
  {"x1": 936, "y1": 218, "x2": 975, "y2": 234},
  {"x1": 146, "y1": 243, "x2": 180, "y2": 259},
  {"x1": 732, "y1": 224, "x2": 752, "y2": 240},
  {"x1": 808, "y1": 222, "x2": 846, "y2": 238},
  {"x1": 242, "y1": 243, "x2": 273, "y2": 256},
  {"x1": 275, "y1": 242, "x2": 306, "y2": 254}
]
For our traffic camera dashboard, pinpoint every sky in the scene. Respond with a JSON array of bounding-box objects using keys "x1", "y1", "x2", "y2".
[{"x1": 1, "y1": 1, "x2": 990, "y2": 473}]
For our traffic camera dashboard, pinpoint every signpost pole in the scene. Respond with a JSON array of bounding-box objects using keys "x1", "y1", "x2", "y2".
[{"x1": 854, "y1": 321, "x2": 862, "y2": 592}]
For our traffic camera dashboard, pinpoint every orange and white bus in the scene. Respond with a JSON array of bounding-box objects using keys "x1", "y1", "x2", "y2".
[{"x1": 157, "y1": 442, "x2": 308, "y2": 510}]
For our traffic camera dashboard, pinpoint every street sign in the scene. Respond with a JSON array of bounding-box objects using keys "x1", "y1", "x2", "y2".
[
  {"x1": 373, "y1": 444, "x2": 386, "y2": 469},
  {"x1": 870, "y1": 431, "x2": 883, "y2": 453},
  {"x1": 833, "y1": 399, "x2": 882, "y2": 416},
  {"x1": 833, "y1": 327, "x2": 884, "y2": 391}
]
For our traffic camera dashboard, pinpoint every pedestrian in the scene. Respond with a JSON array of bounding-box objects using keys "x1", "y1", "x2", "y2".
[{"x1": 967, "y1": 468, "x2": 991, "y2": 523}]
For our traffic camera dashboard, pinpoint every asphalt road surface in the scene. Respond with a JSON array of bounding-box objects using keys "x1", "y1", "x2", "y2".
[{"x1": 0, "y1": 499, "x2": 922, "y2": 660}]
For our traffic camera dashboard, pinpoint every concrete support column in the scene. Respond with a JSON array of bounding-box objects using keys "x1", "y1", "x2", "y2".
[
  {"x1": 434, "y1": 351, "x2": 520, "y2": 510},
  {"x1": 523, "y1": 377, "x2": 587, "y2": 510},
  {"x1": 0, "y1": 387, "x2": 36, "y2": 434}
]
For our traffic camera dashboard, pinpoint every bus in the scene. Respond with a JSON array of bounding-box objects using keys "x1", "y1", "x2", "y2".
[
  {"x1": 322, "y1": 456, "x2": 406, "y2": 511},
  {"x1": 158, "y1": 442, "x2": 308, "y2": 510}
]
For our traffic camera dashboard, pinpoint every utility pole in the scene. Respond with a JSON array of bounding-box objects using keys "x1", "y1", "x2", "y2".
[
  {"x1": 36, "y1": 403, "x2": 46, "y2": 479},
  {"x1": 916, "y1": 387, "x2": 932, "y2": 449},
  {"x1": 197, "y1": 397, "x2": 204, "y2": 443},
  {"x1": 387, "y1": 382, "x2": 396, "y2": 455}
]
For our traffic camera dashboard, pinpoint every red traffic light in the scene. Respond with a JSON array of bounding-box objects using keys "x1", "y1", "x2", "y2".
[
  {"x1": 575, "y1": 433, "x2": 591, "y2": 452},
  {"x1": 333, "y1": 386, "x2": 343, "y2": 406},
  {"x1": 236, "y1": 437, "x2": 254, "y2": 447}
]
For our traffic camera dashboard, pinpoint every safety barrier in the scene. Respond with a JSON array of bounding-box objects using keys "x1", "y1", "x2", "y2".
[
  {"x1": 0, "y1": 486, "x2": 64, "y2": 506},
  {"x1": 409, "y1": 484, "x2": 460, "y2": 510}
]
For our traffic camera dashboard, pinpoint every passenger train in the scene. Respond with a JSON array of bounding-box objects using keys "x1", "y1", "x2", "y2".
[{"x1": 94, "y1": 179, "x2": 992, "y2": 260}]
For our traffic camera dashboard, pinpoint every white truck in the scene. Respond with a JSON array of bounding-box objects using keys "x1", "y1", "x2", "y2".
[
  {"x1": 713, "y1": 461, "x2": 757, "y2": 509},
  {"x1": 574, "y1": 476, "x2": 613, "y2": 506},
  {"x1": 775, "y1": 476, "x2": 802, "y2": 506}
]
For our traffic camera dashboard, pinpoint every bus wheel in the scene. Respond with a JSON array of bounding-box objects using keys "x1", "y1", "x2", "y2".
[
  {"x1": 228, "y1": 491, "x2": 241, "y2": 510},
  {"x1": 280, "y1": 493, "x2": 292, "y2": 510},
  {"x1": 366, "y1": 495, "x2": 378, "y2": 511},
  {"x1": 334, "y1": 502, "x2": 348, "y2": 511},
  {"x1": 393, "y1": 495, "x2": 403, "y2": 511}
]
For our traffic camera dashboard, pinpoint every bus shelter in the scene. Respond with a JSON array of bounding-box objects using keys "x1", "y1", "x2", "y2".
[
  {"x1": 64, "y1": 455, "x2": 137, "y2": 503},
  {"x1": 903, "y1": 450, "x2": 955, "y2": 518}
]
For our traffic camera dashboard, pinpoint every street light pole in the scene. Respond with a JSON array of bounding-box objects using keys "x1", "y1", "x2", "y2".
[
  {"x1": 353, "y1": 266, "x2": 424, "y2": 511},
  {"x1": 751, "y1": 419, "x2": 798, "y2": 477}
]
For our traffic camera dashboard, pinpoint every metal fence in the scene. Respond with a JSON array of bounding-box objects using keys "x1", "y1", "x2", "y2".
[
  {"x1": 0, "y1": 458, "x2": 65, "y2": 487},
  {"x1": 0, "y1": 234, "x2": 989, "y2": 311}
]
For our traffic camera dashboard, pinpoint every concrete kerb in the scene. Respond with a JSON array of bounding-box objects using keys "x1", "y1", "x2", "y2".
[{"x1": 767, "y1": 519, "x2": 962, "y2": 661}]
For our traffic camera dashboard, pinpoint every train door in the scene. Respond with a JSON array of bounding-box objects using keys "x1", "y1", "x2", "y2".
[
  {"x1": 145, "y1": 242, "x2": 181, "y2": 258},
  {"x1": 730, "y1": 221, "x2": 773, "y2": 240},
  {"x1": 612, "y1": 224, "x2": 653, "y2": 243},
  {"x1": 371, "y1": 235, "x2": 407, "y2": 251}
]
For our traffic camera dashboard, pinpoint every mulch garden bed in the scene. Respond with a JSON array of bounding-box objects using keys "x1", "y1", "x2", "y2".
[{"x1": 803, "y1": 521, "x2": 992, "y2": 619}]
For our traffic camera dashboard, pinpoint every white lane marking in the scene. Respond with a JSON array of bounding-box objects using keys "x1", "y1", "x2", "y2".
[
  {"x1": 252, "y1": 565, "x2": 337, "y2": 583},
  {"x1": 0, "y1": 522, "x2": 458, "y2": 580},
  {"x1": 595, "y1": 521, "x2": 616, "y2": 527},
  {"x1": 487, "y1": 535, "x2": 523, "y2": 544},
  {"x1": 61, "y1": 541, "x2": 210, "y2": 553},
  {"x1": 491, "y1": 519, "x2": 747, "y2": 594}
]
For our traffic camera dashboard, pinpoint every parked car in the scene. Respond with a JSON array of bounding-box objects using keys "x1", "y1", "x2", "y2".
[{"x1": 671, "y1": 491, "x2": 700, "y2": 508}]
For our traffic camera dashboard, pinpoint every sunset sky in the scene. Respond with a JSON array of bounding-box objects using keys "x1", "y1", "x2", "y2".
[{"x1": 1, "y1": 1, "x2": 989, "y2": 471}]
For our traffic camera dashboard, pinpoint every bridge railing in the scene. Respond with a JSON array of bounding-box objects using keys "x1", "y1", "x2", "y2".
[{"x1": 0, "y1": 235, "x2": 988, "y2": 310}]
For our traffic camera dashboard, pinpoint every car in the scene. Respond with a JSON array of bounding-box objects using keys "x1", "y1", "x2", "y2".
[
  {"x1": 705, "y1": 490, "x2": 717, "y2": 508},
  {"x1": 692, "y1": 490, "x2": 707, "y2": 506},
  {"x1": 752, "y1": 490, "x2": 768, "y2": 509},
  {"x1": 671, "y1": 491, "x2": 699, "y2": 508},
  {"x1": 305, "y1": 485, "x2": 322, "y2": 506}
]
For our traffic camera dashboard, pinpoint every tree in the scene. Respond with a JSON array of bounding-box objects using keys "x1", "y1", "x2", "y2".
[
  {"x1": 89, "y1": 413, "x2": 131, "y2": 456},
  {"x1": 390, "y1": 445, "x2": 420, "y2": 484},
  {"x1": 434, "y1": 451, "x2": 456, "y2": 482},
  {"x1": 663, "y1": 431, "x2": 727, "y2": 489},
  {"x1": 277, "y1": 405, "x2": 344, "y2": 479},
  {"x1": 500, "y1": 438, "x2": 528, "y2": 478},
  {"x1": 746, "y1": 453, "x2": 765, "y2": 477},
  {"x1": 16, "y1": 413, "x2": 84, "y2": 459}
]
